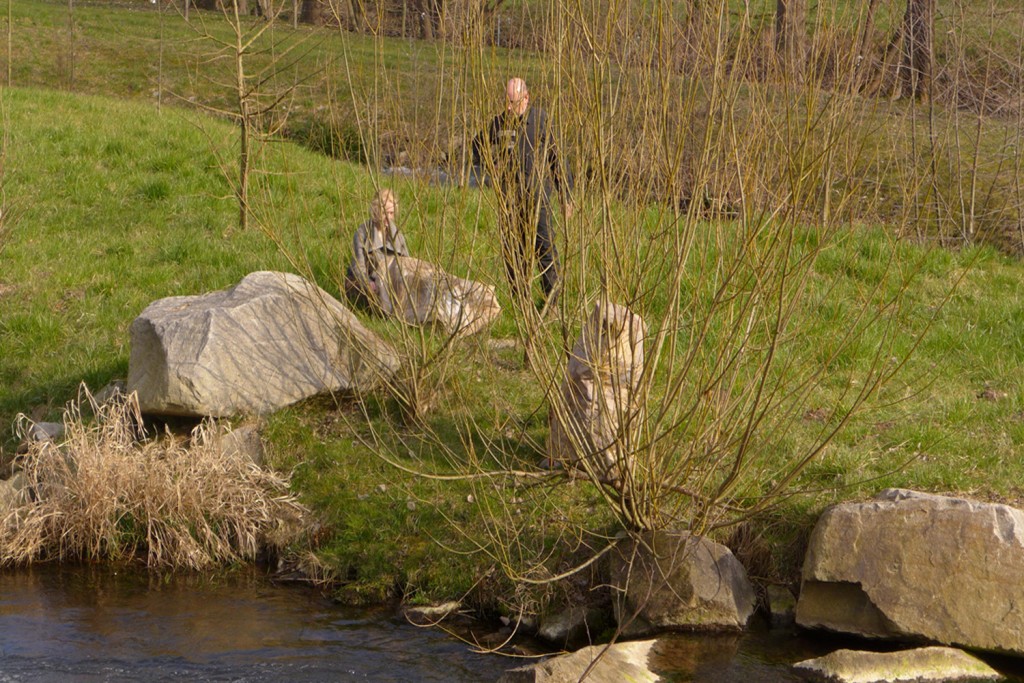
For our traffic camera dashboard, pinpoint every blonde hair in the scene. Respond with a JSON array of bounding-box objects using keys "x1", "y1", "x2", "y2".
[{"x1": 369, "y1": 189, "x2": 397, "y2": 224}]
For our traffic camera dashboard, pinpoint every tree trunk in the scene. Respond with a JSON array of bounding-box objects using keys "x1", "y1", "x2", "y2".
[
  {"x1": 333, "y1": 0, "x2": 363, "y2": 32},
  {"x1": 193, "y1": 0, "x2": 250, "y2": 13},
  {"x1": 414, "y1": 0, "x2": 433, "y2": 40},
  {"x1": 898, "y1": 0, "x2": 934, "y2": 99},
  {"x1": 300, "y1": 0, "x2": 324, "y2": 24},
  {"x1": 775, "y1": 0, "x2": 805, "y2": 81},
  {"x1": 680, "y1": 0, "x2": 711, "y2": 68},
  {"x1": 433, "y1": 0, "x2": 446, "y2": 40}
]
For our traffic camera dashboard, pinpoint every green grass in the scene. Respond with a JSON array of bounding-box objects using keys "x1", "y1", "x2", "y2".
[
  {"x1": 0, "y1": 84, "x2": 600, "y2": 604},
  {"x1": 4, "y1": 2, "x2": 1021, "y2": 269},
  {"x1": 3, "y1": 0, "x2": 1024, "y2": 606},
  {"x1": 4, "y1": 85, "x2": 1024, "y2": 601},
  {"x1": 2, "y1": 0, "x2": 548, "y2": 166}
]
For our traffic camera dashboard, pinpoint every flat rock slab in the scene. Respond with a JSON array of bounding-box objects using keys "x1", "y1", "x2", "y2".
[
  {"x1": 128, "y1": 271, "x2": 400, "y2": 417},
  {"x1": 793, "y1": 646, "x2": 1002, "y2": 683},
  {"x1": 797, "y1": 489, "x2": 1024, "y2": 655},
  {"x1": 498, "y1": 640, "x2": 660, "y2": 683}
]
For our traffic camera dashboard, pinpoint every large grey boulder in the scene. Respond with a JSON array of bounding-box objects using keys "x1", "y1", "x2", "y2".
[
  {"x1": 547, "y1": 300, "x2": 646, "y2": 483},
  {"x1": 385, "y1": 256, "x2": 500, "y2": 338},
  {"x1": 793, "y1": 647, "x2": 1002, "y2": 683},
  {"x1": 610, "y1": 530, "x2": 755, "y2": 637},
  {"x1": 128, "y1": 271, "x2": 400, "y2": 417},
  {"x1": 797, "y1": 489, "x2": 1024, "y2": 655},
  {"x1": 498, "y1": 640, "x2": 660, "y2": 683}
]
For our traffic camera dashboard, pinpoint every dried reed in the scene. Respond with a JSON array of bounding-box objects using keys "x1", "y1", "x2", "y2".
[{"x1": 3, "y1": 387, "x2": 306, "y2": 569}]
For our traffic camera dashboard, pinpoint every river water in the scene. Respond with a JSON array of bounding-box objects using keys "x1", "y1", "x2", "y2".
[
  {"x1": 0, "y1": 566, "x2": 509, "y2": 682},
  {"x1": 0, "y1": 566, "x2": 1021, "y2": 682}
]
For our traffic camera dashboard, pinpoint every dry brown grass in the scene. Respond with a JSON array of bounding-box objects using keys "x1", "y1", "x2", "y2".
[{"x1": 2, "y1": 387, "x2": 306, "y2": 569}]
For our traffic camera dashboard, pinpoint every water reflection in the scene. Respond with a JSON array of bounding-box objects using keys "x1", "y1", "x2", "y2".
[
  {"x1": 1, "y1": 567, "x2": 1022, "y2": 682},
  {"x1": 652, "y1": 629, "x2": 812, "y2": 683},
  {"x1": 652, "y1": 625, "x2": 1024, "y2": 683},
  {"x1": 0, "y1": 566, "x2": 509, "y2": 682}
]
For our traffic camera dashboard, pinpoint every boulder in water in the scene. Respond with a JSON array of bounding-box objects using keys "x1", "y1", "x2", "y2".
[
  {"x1": 797, "y1": 488, "x2": 1024, "y2": 655},
  {"x1": 610, "y1": 530, "x2": 755, "y2": 636}
]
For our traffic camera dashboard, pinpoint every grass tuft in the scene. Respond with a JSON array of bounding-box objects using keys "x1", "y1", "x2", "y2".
[{"x1": 2, "y1": 386, "x2": 307, "y2": 569}]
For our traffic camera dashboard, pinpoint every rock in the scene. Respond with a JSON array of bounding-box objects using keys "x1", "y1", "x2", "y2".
[
  {"x1": 793, "y1": 647, "x2": 1002, "y2": 683},
  {"x1": 538, "y1": 605, "x2": 611, "y2": 648},
  {"x1": 93, "y1": 379, "x2": 127, "y2": 407},
  {"x1": 486, "y1": 338, "x2": 517, "y2": 352},
  {"x1": 498, "y1": 639, "x2": 660, "y2": 683},
  {"x1": 27, "y1": 422, "x2": 64, "y2": 444},
  {"x1": 547, "y1": 300, "x2": 646, "y2": 482},
  {"x1": 16, "y1": 421, "x2": 65, "y2": 455},
  {"x1": 384, "y1": 256, "x2": 501, "y2": 338},
  {"x1": 210, "y1": 424, "x2": 266, "y2": 467},
  {"x1": 0, "y1": 472, "x2": 30, "y2": 515},
  {"x1": 609, "y1": 530, "x2": 755, "y2": 637},
  {"x1": 766, "y1": 585, "x2": 797, "y2": 628},
  {"x1": 797, "y1": 489, "x2": 1024, "y2": 655},
  {"x1": 127, "y1": 271, "x2": 400, "y2": 417},
  {"x1": 402, "y1": 601, "x2": 462, "y2": 625}
]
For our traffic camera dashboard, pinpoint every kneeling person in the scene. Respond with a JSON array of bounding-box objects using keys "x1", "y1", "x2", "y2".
[{"x1": 344, "y1": 189, "x2": 410, "y2": 314}]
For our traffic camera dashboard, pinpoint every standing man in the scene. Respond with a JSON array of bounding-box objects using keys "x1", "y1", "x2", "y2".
[{"x1": 473, "y1": 77, "x2": 573, "y2": 307}]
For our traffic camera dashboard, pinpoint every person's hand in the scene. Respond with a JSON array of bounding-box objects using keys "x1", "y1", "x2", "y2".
[{"x1": 564, "y1": 201, "x2": 575, "y2": 221}]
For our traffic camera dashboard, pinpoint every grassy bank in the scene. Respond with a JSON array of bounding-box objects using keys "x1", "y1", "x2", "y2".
[
  {"x1": 3, "y1": 83, "x2": 1024, "y2": 608},
  {"x1": 4, "y1": 1, "x2": 1023, "y2": 247}
]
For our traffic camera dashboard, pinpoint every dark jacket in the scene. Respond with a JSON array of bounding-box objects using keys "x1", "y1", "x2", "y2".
[{"x1": 472, "y1": 106, "x2": 572, "y2": 206}]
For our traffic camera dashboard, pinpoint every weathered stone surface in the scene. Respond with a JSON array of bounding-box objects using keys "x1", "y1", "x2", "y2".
[
  {"x1": 93, "y1": 379, "x2": 127, "y2": 407},
  {"x1": 27, "y1": 422, "x2": 64, "y2": 444},
  {"x1": 498, "y1": 640, "x2": 660, "y2": 683},
  {"x1": 211, "y1": 424, "x2": 266, "y2": 467},
  {"x1": 538, "y1": 605, "x2": 611, "y2": 648},
  {"x1": 16, "y1": 421, "x2": 65, "y2": 455},
  {"x1": 547, "y1": 300, "x2": 645, "y2": 482},
  {"x1": 0, "y1": 473, "x2": 29, "y2": 515},
  {"x1": 797, "y1": 489, "x2": 1024, "y2": 655},
  {"x1": 793, "y1": 647, "x2": 1002, "y2": 683},
  {"x1": 767, "y1": 585, "x2": 797, "y2": 628},
  {"x1": 385, "y1": 256, "x2": 500, "y2": 337},
  {"x1": 402, "y1": 601, "x2": 462, "y2": 625},
  {"x1": 610, "y1": 531, "x2": 755, "y2": 637},
  {"x1": 128, "y1": 271, "x2": 400, "y2": 417}
]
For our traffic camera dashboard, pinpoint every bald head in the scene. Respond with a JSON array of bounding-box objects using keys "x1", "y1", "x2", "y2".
[{"x1": 505, "y1": 77, "x2": 530, "y2": 116}]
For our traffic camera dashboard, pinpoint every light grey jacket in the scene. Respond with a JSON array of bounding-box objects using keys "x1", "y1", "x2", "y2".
[{"x1": 348, "y1": 220, "x2": 410, "y2": 304}]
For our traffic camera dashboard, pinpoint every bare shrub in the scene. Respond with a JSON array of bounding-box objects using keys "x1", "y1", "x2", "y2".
[{"x1": 2, "y1": 388, "x2": 306, "y2": 569}]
